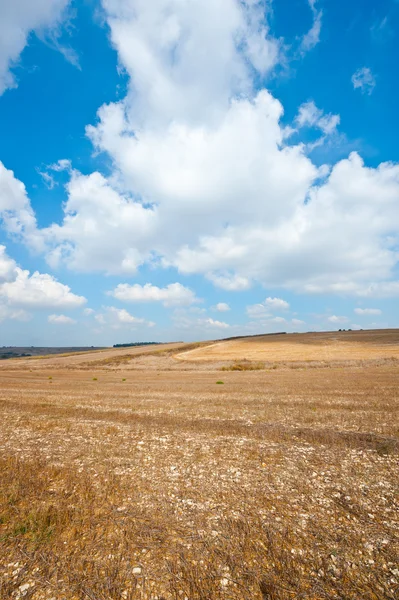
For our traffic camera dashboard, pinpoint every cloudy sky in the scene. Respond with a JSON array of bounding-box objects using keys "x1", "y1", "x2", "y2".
[{"x1": 0, "y1": 0, "x2": 398, "y2": 346}]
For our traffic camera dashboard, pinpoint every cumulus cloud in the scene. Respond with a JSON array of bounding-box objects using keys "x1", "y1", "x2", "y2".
[
  {"x1": 110, "y1": 307, "x2": 143, "y2": 324},
  {"x1": 247, "y1": 304, "x2": 270, "y2": 319},
  {"x1": 300, "y1": 281, "x2": 399, "y2": 298},
  {"x1": 172, "y1": 309, "x2": 229, "y2": 331},
  {"x1": 270, "y1": 316, "x2": 286, "y2": 323},
  {"x1": 110, "y1": 282, "x2": 199, "y2": 307},
  {"x1": 206, "y1": 272, "x2": 252, "y2": 291},
  {"x1": 352, "y1": 67, "x2": 376, "y2": 95},
  {"x1": 0, "y1": 245, "x2": 17, "y2": 284},
  {"x1": 212, "y1": 302, "x2": 230, "y2": 312},
  {"x1": 0, "y1": 163, "x2": 42, "y2": 251},
  {"x1": 247, "y1": 296, "x2": 289, "y2": 318},
  {"x1": 94, "y1": 307, "x2": 155, "y2": 329},
  {"x1": 48, "y1": 314, "x2": 76, "y2": 325},
  {"x1": 354, "y1": 308, "x2": 382, "y2": 316},
  {"x1": 292, "y1": 318, "x2": 305, "y2": 326},
  {"x1": 109, "y1": 307, "x2": 154, "y2": 326},
  {"x1": 0, "y1": 245, "x2": 86, "y2": 324},
  {"x1": 98, "y1": 0, "x2": 279, "y2": 129},
  {"x1": 264, "y1": 297, "x2": 290, "y2": 310},
  {"x1": 0, "y1": 269, "x2": 86, "y2": 310},
  {"x1": 84, "y1": 90, "x2": 317, "y2": 281},
  {"x1": 0, "y1": 1, "x2": 398, "y2": 304},
  {"x1": 0, "y1": 305, "x2": 30, "y2": 323},
  {"x1": 43, "y1": 169, "x2": 157, "y2": 274},
  {"x1": 0, "y1": 0, "x2": 71, "y2": 94},
  {"x1": 328, "y1": 315, "x2": 349, "y2": 324},
  {"x1": 5, "y1": 148, "x2": 398, "y2": 300},
  {"x1": 205, "y1": 318, "x2": 230, "y2": 329}
]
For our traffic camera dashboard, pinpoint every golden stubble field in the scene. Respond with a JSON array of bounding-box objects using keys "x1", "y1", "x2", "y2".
[{"x1": 0, "y1": 330, "x2": 398, "y2": 599}]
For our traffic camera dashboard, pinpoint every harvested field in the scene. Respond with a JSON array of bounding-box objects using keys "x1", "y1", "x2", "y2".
[
  {"x1": 0, "y1": 330, "x2": 398, "y2": 599},
  {"x1": 176, "y1": 329, "x2": 399, "y2": 365}
]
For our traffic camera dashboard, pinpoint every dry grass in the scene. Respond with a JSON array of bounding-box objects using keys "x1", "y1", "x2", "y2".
[
  {"x1": 221, "y1": 360, "x2": 266, "y2": 371},
  {"x1": 81, "y1": 342, "x2": 208, "y2": 369},
  {"x1": 0, "y1": 330, "x2": 398, "y2": 599},
  {"x1": 176, "y1": 329, "x2": 399, "y2": 365}
]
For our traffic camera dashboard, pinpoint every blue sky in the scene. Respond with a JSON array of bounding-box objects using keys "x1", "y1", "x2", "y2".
[{"x1": 0, "y1": 0, "x2": 398, "y2": 346}]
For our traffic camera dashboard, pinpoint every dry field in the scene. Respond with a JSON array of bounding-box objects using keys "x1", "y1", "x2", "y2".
[
  {"x1": 0, "y1": 330, "x2": 398, "y2": 599},
  {"x1": 176, "y1": 329, "x2": 399, "y2": 365}
]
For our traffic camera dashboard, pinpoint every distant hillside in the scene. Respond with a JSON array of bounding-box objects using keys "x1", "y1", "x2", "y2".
[
  {"x1": 113, "y1": 342, "x2": 161, "y2": 348},
  {"x1": 0, "y1": 347, "x2": 107, "y2": 360}
]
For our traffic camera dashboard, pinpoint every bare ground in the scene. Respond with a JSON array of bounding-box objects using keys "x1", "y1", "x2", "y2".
[{"x1": 0, "y1": 330, "x2": 398, "y2": 599}]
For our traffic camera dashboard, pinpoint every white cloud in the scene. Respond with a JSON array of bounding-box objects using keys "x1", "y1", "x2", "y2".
[
  {"x1": 110, "y1": 282, "x2": 199, "y2": 307},
  {"x1": 107, "y1": 306, "x2": 153, "y2": 325},
  {"x1": 0, "y1": 162, "x2": 42, "y2": 251},
  {"x1": 352, "y1": 67, "x2": 376, "y2": 95},
  {"x1": 173, "y1": 309, "x2": 229, "y2": 330},
  {"x1": 300, "y1": 281, "x2": 399, "y2": 298},
  {"x1": 37, "y1": 170, "x2": 56, "y2": 190},
  {"x1": 354, "y1": 308, "x2": 382, "y2": 316},
  {"x1": 82, "y1": 89, "x2": 317, "y2": 281},
  {"x1": 83, "y1": 308, "x2": 95, "y2": 316},
  {"x1": 270, "y1": 316, "x2": 286, "y2": 323},
  {"x1": 0, "y1": 267, "x2": 86, "y2": 309},
  {"x1": 246, "y1": 303, "x2": 271, "y2": 319},
  {"x1": 300, "y1": 0, "x2": 323, "y2": 55},
  {"x1": 48, "y1": 314, "x2": 76, "y2": 325},
  {"x1": 0, "y1": 245, "x2": 86, "y2": 323},
  {"x1": 37, "y1": 159, "x2": 73, "y2": 191},
  {"x1": 292, "y1": 318, "x2": 305, "y2": 326},
  {"x1": 172, "y1": 152, "x2": 399, "y2": 297},
  {"x1": 264, "y1": 297, "x2": 290, "y2": 310},
  {"x1": 0, "y1": 245, "x2": 17, "y2": 284},
  {"x1": 370, "y1": 16, "x2": 392, "y2": 44},
  {"x1": 204, "y1": 317, "x2": 230, "y2": 329},
  {"x1": 94, "y1": 313, "x2": 106, "y2": 325},
  {"x1": 328, "y1": 315, "x2": 349, "y2": 324},
  {"x1": 239, "y1": 0, "x2": 281, "y2": 75},
  {"x1": 0, "y1": 0, "x2": 71, "y2": 94},
  {"x1": 0, "y1": 305, "x2": 30, "y2": 323},
  {"x1": 95, "y1": 306, "x2": 155, "y2": 329},
  {"x1": 206, "y1": 272, "x2": 252, "y2": 291},
  {"x1": 212, "y1": 302, "x2": 230, "y2": 312},
  {"x1": 0, "y1": 2, "x2": 399, "y2": 304},
  {"x1": 43, "y1": 169, "x2": 157, "y2": 274},
  {"x1": 108, "y1": 307, "x2": 146, "y2": 324},
  {"x1": 48, "y1": 159, "x2": 72, "y2": 172},
  {"x1": 1, "y1": 269, "x2": 85, "y2": 310},
  {"x1": 0, "y1": 267, "x2": 86, "y2": 310},
  {"x1": 296, "y1": 100, "x2": 340, "y2": 135},
  {"x1": 247, "y1": 296, "x2": 289, "y2": 318},
  {"x1": 98, "y1": 0, "x2": 279, "y2": 129}
]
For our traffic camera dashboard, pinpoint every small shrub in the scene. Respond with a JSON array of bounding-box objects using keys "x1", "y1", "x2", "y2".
[
  {"x1": 216, "y1": 381, "x2": 224, "y2": 385},
  {"x1": 92, "y1": 377, "x2": 98, "y2": 381}
]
